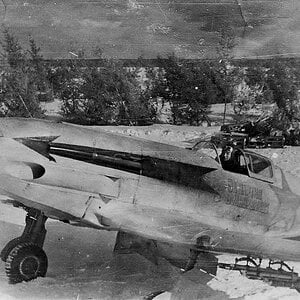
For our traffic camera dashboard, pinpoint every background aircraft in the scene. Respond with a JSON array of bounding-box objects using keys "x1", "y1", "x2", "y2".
[{"x1": 1, "y1": 118, "x2": 300, "y2": 291}]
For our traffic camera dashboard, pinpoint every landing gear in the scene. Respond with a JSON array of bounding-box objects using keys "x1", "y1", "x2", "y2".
[
  {"x1": 1, "y1": 237, "x2": 23, "y2": 262},
  {"x1": 181, "y1": 235, "x2": 218, "y2": 275},
  {"x1": 5, "y1": 242, "x2": 48, "y2": 284},
  {"x1": 1, "y1": 208, "x2": 48, "y2": 284}
]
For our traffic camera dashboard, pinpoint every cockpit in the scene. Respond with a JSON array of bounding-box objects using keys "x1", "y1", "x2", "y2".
[{"x1": 189, "y1": 140, "x2": 274, "y2": 183}]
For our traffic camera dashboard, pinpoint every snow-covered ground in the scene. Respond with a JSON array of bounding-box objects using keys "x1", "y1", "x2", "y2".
[{"x1": 1, "y1": 119, "x2": 300, "y2": 299}]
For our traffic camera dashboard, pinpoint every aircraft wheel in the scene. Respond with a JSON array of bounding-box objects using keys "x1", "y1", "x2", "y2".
[
  {"x1": 5, "y1": 242, "x2": 48, "y2": 284},
  {"x1": 1, "y1": 237, "x2": 24, "y2": 262}
]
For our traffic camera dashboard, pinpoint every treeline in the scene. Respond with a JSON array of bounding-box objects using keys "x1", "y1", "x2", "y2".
[{"x1": 0, "y1": 29, "x2": 299, "y2": 130}]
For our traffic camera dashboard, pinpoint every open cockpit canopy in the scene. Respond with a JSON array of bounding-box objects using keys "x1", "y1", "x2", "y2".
[{"x1": 190, "y1": 140, "x2": 274, "y2": 183}]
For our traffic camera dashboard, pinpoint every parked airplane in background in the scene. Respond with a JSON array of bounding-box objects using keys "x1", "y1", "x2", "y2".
[{"x1": 1, "y1": 118, "x2": 300, "y2": 291}]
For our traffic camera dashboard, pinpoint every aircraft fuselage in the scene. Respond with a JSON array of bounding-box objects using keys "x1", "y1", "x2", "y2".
[{"x1": 1, "y1": 118, "x2": 300, "y2": 264}]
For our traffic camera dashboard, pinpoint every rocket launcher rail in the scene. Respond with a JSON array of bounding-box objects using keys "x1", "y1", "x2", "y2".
[{"x1": 218, "y1": 258, "x2": 300, "y2": 290}]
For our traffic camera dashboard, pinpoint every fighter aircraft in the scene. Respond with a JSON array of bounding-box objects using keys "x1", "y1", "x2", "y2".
[{"x1": 1, "y1": 117, "x2": 300, "y2": 290}]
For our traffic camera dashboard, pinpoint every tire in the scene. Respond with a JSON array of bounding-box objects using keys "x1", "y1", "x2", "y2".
[
  {"x1": 1, "y1": 237, "x2": 25, "y2": 262},
  {"x1": 5, "y1": 242, "x2": 48, "y2": 284}
]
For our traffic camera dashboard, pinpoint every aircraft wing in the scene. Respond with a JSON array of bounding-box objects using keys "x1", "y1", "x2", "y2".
[
  {"x1": 95, "y1": 200, "x2": 300, "y2": 263},
  {"x1": 96, "y1": 199, "x2": 221, "y2": 249},
  {"x1": 0, "y1": 171, "x2": 222, "y2": 255},
  {"x1": 0, "y1": 158, "x2": 218, "y2": 248},
  {"x1": 2, "y1": 161, "x2": 300, "y2": 262}
]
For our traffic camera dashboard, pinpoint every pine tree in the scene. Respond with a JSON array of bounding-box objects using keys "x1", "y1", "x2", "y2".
[
  {"x1": 0, "y1": 29, "x2": 44, "y2": 117},
  {"x1": 59, "y1": 57, "x2": 155, "y2": 125}
]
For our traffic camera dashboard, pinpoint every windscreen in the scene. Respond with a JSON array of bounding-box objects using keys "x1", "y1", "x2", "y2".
[{"x1": 244, "y1": 152, "x2": 274, "y2": 180}]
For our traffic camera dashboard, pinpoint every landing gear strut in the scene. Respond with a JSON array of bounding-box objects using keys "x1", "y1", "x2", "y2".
[
  {"x1": 1, "y1": 208, "x2": 48, "y2": 284},
  {"x1": 181, "y1": 235, "x2": 218, "y2": 275}
]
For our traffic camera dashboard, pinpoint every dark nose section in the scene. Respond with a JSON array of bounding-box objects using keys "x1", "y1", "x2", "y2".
[{"x1": 14, "y1": 137, "x2": 57, "y2": 162}]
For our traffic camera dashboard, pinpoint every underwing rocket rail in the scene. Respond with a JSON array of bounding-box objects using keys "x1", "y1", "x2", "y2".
[{"x1": 219, "y1": 257, "x2": 300, "y2": 291}]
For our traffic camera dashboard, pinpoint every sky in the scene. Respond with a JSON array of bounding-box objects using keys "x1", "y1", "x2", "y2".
[{"x1": 0, "y1": 0, "x2": 299, "y2": 59}]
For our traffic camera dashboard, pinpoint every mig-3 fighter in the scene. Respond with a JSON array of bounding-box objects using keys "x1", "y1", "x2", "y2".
[{"x1": 1, "y1": 118, "x2": 300, "y2": 290}]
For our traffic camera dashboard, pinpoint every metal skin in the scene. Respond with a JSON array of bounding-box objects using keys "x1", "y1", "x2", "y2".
[{"x1": 1, "y1": 118, "x2": 300, "y2": 280}]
